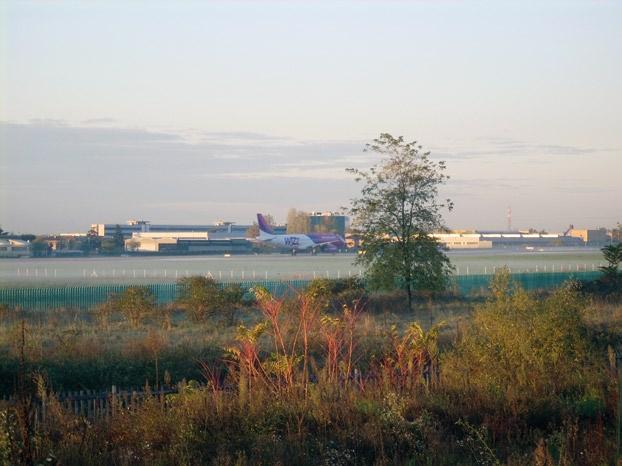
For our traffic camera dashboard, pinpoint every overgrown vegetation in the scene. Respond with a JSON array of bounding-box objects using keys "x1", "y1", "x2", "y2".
[
  {"x1": 177, "y1": 276, "x2": 244, "y2": 323},
  {"x1": 0, "y1": 273, "x2": 620, "y2": 465}
]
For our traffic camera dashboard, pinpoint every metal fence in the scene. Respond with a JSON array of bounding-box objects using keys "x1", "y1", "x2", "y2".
[
  {"x1": 0, "y1": 271, "x2": 602, "y2": 310},
  {"x1": 453, "y1": 270, "x2": 601, "y2": 295}
]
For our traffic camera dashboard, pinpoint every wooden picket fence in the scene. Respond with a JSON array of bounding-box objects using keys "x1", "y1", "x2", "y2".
[{"x1": 0, "y1": 385, "x2": 179, "y2": 422}]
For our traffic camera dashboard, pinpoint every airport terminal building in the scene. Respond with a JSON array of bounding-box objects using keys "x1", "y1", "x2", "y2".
[
  {"x1": 432, "y1": 231, "x2": 585, "y2": 249},
  {"x1": 91, "y1": 218, "x2": 602, "y2": 255},
  {"x1": 123, "y1": 231, "x2": 253, "y2": 254},
  {"x1": 91, "y1": 220, "x2": 254, "y2": 240},
  {"x1": 94, "y1": 220, "x2": 256, "y2": 255}
]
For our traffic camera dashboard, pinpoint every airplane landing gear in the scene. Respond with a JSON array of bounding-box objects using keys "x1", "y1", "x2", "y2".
[{"x1": 291, "y1": 249, "x2": 297, "y2": 256}]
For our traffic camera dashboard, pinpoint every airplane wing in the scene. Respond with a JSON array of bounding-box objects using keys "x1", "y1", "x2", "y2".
[
  {"x1": 312, "y1": 239, "x2": 343, "y2": 247},
  {"x1": 253, "y1": 237, "x2": 275, "y2": 243}
]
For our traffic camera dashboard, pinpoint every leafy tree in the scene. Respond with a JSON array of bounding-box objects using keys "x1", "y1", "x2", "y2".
[
  {"x1": 113, "y1": 286, "x2": 155, "y2": 326},
  {"x1": 113, "y1": 224, "x2": 125, "y2": 251},
  {"x1": 80, "y1": 229, "x2": 101, "y2": 256},
  {"x1": 30, "y1": 237, "x2": 50, "y2": 257},
  {"x1": 100, "y1": 225, "x2": 125, "y2": 255},
  {"x1": 599, "y1": 243, "x2": 622, "y2": 284},
  {"x1": 220, "y1": 283, "x2": 245, "y2": 323},
  {"x1": 347, "y1": 133, "x2": 453, "y2": 311},
  {"x1": 99, "y1": 238, "x2": 117, "y2": 255},
  {"x1": 286, "y1": 208, "x2": 310, "y2": 234}
]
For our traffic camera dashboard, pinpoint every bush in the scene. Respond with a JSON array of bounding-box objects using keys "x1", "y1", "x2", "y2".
[
  {"x1": 177, "y1": 277, "x2": 244, "y2": 322},
  {"x1": 305, "y1": 278, "x2": 366, "y2": 312},
  {"x1": 114, "y1": 286, "x2": 155, "y2": 326},
  {"x1": 442, "y1": 270, "x2": 607, "y2": 432}
]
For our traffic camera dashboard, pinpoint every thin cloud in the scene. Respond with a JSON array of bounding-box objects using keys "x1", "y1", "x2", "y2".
[
  {"x1": 2, "y1": 120, "x2": 618, "y2": 232},
  {"x1": 82, "y1": 118, "x2": 117, "y2": 125},
  {"x1": 206, "y1": 167, "x2": 353, "y2": 181},
  {"x1": 433, "y1": 138, "x2": 616, "y2": 160},
  {"x1": 202, "y1": 131, "x2": 289, "y2": 142}
]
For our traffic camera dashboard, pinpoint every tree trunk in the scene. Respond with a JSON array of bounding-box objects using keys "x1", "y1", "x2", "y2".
[{"x1": 406, "y1": 284, "x2": 413, "y2": 313}]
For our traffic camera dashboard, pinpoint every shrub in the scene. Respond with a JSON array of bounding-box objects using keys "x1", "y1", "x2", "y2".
[
  {"x1": 176, "y1": 277, "x2": 222, "y2": 321},
  {"x1": 114, "y1": 286, "x2": 155, "y2": 326},
  {"x1": 306, "y1": 278, "x2": 366, "y2": 312},
  {"x1": 442, "y1": 270, "x2": 607, "y2": 432},
  {"x1": 177, "y1": 277, "x2": 245, "y2": 322}
]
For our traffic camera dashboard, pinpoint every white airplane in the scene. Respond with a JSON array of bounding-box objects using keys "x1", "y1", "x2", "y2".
[{"x1": 255, "y1": 213, "x2": 345, "y2": 253}]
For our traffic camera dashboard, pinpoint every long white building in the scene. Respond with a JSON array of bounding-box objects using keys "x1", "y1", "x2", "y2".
[{"x1": 0, "y1": 239, "x2": 31, "y2": 257}]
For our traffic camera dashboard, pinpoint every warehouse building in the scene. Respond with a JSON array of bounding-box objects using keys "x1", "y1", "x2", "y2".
[
  {"x1": 567, "y1": 228, "x2": 610, "y2": 245},
  {"x1": 125, "y1": 231, "x2": 252, "y2": 254},
  {"x1": 0, "y1": 239, "x2": 31, "y2": 258},
  {"x1": 91, "y1": 219, "x2": 253, "y2": 239},
  {"x1": 432, "y1": 233, "x2": 493, "y2": 249},
  {"x1": 475, "y1": 232, "x2": 584, "y2": 247}
]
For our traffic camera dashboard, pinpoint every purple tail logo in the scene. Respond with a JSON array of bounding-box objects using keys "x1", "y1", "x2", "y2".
[{"x1": 257, "y1": 213, "x2": 275, "y2": 235}]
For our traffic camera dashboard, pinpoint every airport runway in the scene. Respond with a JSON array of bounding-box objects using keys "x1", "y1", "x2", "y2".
[{"x1": 0, "y1": 248, "x2": 605, "y2": 286}]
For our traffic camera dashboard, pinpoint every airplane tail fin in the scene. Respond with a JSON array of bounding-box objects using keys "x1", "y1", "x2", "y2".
[{"x1": 257, "y1": 213, "x2": 275, "y2": 235}]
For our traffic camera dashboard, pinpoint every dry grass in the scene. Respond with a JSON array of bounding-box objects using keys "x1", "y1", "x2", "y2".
[{"x1": 0, "y1": 277, "x2": 620, "y2": 465}]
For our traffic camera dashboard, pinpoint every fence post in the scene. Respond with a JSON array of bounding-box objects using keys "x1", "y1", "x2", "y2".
[{"x1": 111, "y1": 385, "x2": 117, "y2": 417}]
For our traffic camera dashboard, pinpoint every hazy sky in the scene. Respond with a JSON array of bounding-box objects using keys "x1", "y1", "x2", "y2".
[{"x1": 1, "y1": 1, "x2": 620, "y2": 233}]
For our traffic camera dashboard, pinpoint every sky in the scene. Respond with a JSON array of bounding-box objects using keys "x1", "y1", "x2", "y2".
[{"x1": 1, "y1": 1, "x2": 620, "y2": 234}]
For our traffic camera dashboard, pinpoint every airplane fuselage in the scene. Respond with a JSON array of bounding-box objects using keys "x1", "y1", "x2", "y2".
[
  {"x1": 259, "y1": 232, "x2": 317, "y2": 250},
  {"x1": 255, "y1": 213, "x2": 346, "y2": 252}
]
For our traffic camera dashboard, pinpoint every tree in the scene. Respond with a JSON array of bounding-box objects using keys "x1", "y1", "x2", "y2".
[
  {"x1": 347, "y1": 133, "x2": 453, "y2": 311},
  {"x1": 99, "y1": 238, "x2": 118, "y2": 255},
  {"x1": 246, "y1": 213, "x2": 276, "y2": 238},
  {"x1": 80, "y1": 228, "x2": 101, "y2": 255},
  {"x1": 30, "y1": 237, "x2": 50, "y2": 257},
  {"x1": 114, "y1": 286, "x2": 155, "y2": 326},
  {"x1": 286, "y1": 208, "x2": 309, "y2": 234},
  {"x1": 100, "y1": 225, "x2": 125, "y2": 255},
  {"x1": 599, "y1": 243, "x2": 622, "y2": 284},
  {"x1": 113, "y1": 224, "x2": 125, "y2": 251}
]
